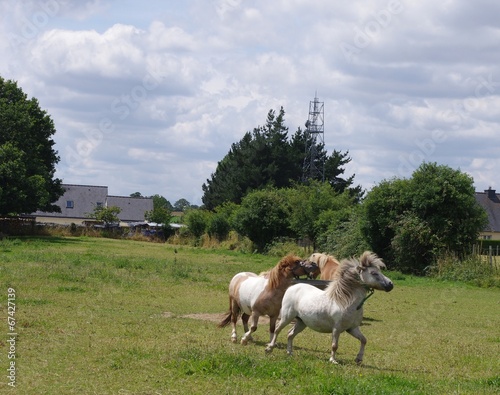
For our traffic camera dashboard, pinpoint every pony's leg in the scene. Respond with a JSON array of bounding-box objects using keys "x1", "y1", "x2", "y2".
[
  {"x1": 241, "y1": 313, "x2": 259, "y2": 345},
  {"x1": 230, "y1": 300, "x2": 240, "y2": 343},
  {"x1": 240, "y1": 313, "x2": 250, "y2": 342},
  {"x1": 347, "y1": 327, "x2": 367, "y2": 365},
  {"x1": 329, "y1": 327, "x2": 342, "y2": 364},
  {"x1": 286, "y1": 318, "x2": 306, "y2": 356},
  {"x1": 265, "y1": 314, "x2": 294, "y2": 353},
  {"x1": 268, "y1": 315, "x2": 279, "y2": 343}
]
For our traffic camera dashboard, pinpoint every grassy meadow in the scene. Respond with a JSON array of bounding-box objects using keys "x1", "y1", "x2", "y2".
[{"x1": 0, "y1": 236, "x2": 499, "y2": 394}]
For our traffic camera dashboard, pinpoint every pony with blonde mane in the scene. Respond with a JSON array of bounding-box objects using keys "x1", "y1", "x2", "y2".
[
  {"x1": 308, "y1": 252, "x2": 340, "y2": 280},
  {"x1": 266, "y1": 251, "x2": 393, "y2": 364},
  {"x1": 219, "y1": 255, "x2": 318, "y2": 344}
]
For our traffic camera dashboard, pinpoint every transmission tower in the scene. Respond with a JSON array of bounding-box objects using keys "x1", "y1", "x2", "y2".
[{"x1": 302, "y1": 94, "x2": 325, "y2": 182}]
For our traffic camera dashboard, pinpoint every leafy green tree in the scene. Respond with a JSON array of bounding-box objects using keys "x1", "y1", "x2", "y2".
[
  {"x1": 207, "y1": 212, "x2": 231, "y2": 241},
  {"x1": 184, "y1": 209, "x2": 208, "y2": 238},
  {"x1": 232, "y1": 188, "x2": 292, "y2": 252},
  {"x1": 321, "y1": 206, "x2": 371, "y2": 258},
  {"x1": 324, "y1": 150, "x2": 363, "y2": 200},
  {"x1": 145, "y1": 194, "x2": 173, "y2": 224},
  {"x1": 88, "y1": 205, "x2": 121, "y2": 227},
  {"x1": 202, "y1": 107, "x2": 294, "y2": 209},
  {"x1": 173, "y1": 198, "x2": 191, "y2": 212},
  {"x1": 362, "y1": 162, "x2": 488, "y2": 273},
  {"x1": 284, "y1": 181, "x2": 355, "y2": 249},
  {"x1": 361, "y1": 177, "x2": 411, "y2": 259},
  {"x1": 202, "y1": 107, "x2": 359, "y2": 210},
  {"x1": 0, "y1": 77, "x2": 63, "y2": 215}
]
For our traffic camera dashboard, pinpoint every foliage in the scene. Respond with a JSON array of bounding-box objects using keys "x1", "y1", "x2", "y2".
[
  {"x1": 184, "y1": 209, "x2": 209, "y2": 239},
  {"x1": 0, "y1": 77, "x2": 63, "y2": 215},
  {"x1": 232, "y1": 188, "x2": 292, "y2": 252},
  {"x1": 145, "y1": 194, "x2": 173, "y2": 224},
  {"x1": 202, "y1": 107, "x2": 358, "y2": 210},
  {"x1": 362, "y1": 162, "x2": 488, "y2": 273},
  {"x1": 173, "y1": 198, "x2": 191, "y2": 212},
  {"x1": 319, "y1": 206, "x2": 371, "y2": 258},
  {"x1": 207, "y1": 212, "x2": 231, "y2": 241},
  {"x1": 87, "y1": 205, "x2": 121, "y2": 226},
  {"x1": 284, "y1": 181, "x2": 354, "y2": 249}
]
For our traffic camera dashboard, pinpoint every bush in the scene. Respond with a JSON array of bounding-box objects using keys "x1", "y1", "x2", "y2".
[{"x1": 207, "y1": 213, "x2": 230, "y2": 242}]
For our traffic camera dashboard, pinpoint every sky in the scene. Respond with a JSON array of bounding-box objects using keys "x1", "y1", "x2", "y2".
[{"x1": 1, "y1": 0, "x2": 500, "y2": 206}]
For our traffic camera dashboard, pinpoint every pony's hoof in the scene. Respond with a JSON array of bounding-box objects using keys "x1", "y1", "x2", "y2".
[
  {"x1": 355, "y1": 358, "x2": 363, "y2": 365},
  {"x1": 230, "y1": 337, "x2": 237, "y2": 343},
  {"x1": 240, "y1": 338, "x2": 248, "y2": 346},
  {"x1": 329, "y1": 357, "x2": 339, "y2": 364},
  {"x1": 265, "y1": 346, "x2": 273, "y2": 354}
]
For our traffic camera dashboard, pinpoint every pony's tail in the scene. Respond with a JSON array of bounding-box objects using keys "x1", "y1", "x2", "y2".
[
  {"x1": 218, "y1": 311, "x2": 233, "y2": 328},
  {"x1": 218, "y1": 298, "x2": 240, "y2": 328}
]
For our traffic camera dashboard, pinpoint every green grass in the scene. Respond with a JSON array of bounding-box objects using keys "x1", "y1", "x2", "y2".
[{"x1": 0, "y1": 236, "x2": 499, "y2": 394}]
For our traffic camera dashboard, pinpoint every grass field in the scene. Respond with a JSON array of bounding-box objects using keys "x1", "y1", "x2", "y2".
[{"x1": 0, "y1": 236, "x2": 499, "y2": 394}]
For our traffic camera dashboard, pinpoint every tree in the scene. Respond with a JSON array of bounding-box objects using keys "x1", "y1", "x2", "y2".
[
  {"x1": 87, "y1": 205, "x2": 121, "y2": 227},
  {"x1": 324, "y1": 150, "x2": 363, "y2": 200},
  {"x1": 202, "y1": 108, "x2": 294, "y2": 210},
  {"x1": 207, "y1": 212, "x2": 231, "y2": 241},
  {"x1": 145, "y1": 194, "x2": 173, "y2": 224},
  {"x1": 202, "y1": 107, "x2": 358, "y2": 210},
  {"x1": 130, "y1": 192, "x2": 143, "y2": 198},
  {"x1": 0, "y1": 77, "x2": 63, "y2": 215},
  {"x1": 362, "y1": 162, "x2": 488, "y2": 273},
  {"x1": 232, "y1": 188, "x2": 292, "y2": 252},
  {"x1": 184, "y1": 209, "x2": 208, "y2": 239},
  {"x1": 284, "y1": 180, "x2": 355, "y2": 249},
  {"x1": 173, "y1": 198, "x2": 191, "y2": 212}
]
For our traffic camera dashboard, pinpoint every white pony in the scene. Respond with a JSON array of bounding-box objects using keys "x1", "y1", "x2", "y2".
[{"x1": 265, "y1": 251, "x2": 393, "y2": 364}]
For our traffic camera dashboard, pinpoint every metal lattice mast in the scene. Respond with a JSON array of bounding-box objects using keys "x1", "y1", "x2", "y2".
[{"x1": 302, "y1": 94, "x2": 325, "y2": 182}]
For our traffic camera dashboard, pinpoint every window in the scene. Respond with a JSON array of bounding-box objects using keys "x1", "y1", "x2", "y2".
[
  {"x1": 66, "y1": 200, "x2": 74, "y2": 209},
  {"x1": 96, "y1": 202, "x2": 103, "y2": 207}
]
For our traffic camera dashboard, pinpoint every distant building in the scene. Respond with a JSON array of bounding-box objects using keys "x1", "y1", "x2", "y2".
[
  {"x1": 32, "y1": 184, "x2": 153, "y2": 225},
  {"x1": 475, "y1": 187, "x2": 500, "y2": 240}
]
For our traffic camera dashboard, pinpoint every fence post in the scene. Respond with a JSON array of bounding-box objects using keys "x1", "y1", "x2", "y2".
[{"x1": 489, "y1": 245, "x2": 493, "y2": 269}]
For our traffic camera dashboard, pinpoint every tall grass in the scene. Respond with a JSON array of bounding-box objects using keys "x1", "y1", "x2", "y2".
[
  {"x1": 429, "y1": 251, "x2": 500, "y2": 287},
  {"x1": 0, "y1": 236, "x2": 499, "y2": 394}
]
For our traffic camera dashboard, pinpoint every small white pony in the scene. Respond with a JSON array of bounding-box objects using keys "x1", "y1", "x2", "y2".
[{"x1": 265, "y1": 251, "x2": 393, "y2": 364}]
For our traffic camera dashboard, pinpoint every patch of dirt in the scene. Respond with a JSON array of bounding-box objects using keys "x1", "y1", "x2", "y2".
[{"x1": 157, "y1": 311, "x2": 270, "y2": 324}]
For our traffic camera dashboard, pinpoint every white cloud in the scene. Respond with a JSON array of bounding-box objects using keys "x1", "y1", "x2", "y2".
[{"x1": 2, "y1": 0, "x2": 500, "y2": 205}]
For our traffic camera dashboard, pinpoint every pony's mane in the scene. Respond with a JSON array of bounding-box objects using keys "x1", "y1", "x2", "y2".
[
  {"x1": 311, "y1": 253, "x2": 340, "y2": 270},
  {"x1": 267, "y1": 254, "x2": 300, "y2": 289},
  {"x1": 325, "y1": 251, "x2": 385, "y2": 310}
]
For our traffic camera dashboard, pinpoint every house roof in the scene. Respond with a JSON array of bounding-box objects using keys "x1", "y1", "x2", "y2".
[
  {"x1": 475, "y1": 188, "x2": 500, "y2": 232},
  {"x1": 33, "y1": 184, "x2": 153, "y2": 222}
]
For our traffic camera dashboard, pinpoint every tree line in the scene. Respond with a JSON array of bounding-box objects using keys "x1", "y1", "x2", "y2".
[{"x1": 0, "y1": 76, "x2": 488, "y2": 274}]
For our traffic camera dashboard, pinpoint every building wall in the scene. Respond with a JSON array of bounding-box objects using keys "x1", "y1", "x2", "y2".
[{"x1": 478, "y1": 231, "x2": 500, "y2": 241}]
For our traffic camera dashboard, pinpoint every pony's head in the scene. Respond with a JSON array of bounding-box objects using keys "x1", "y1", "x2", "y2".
[
  {"x1": 297, "y1": 259, "x2": 320, "y2": 279},
  {"x1": 268, "y1": 255, "x2": 316, "y2": 287},
  {"x1": 356, "y1": 251, "x2": 394, "y2": 292},
  {"x1": 303, "y1": 259, "x2": 321, "y2": 279}
]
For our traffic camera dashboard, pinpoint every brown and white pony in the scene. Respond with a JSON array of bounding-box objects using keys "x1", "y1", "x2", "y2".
[
  {"x1": 308, "y1": 252, "x2": 340, "y2": 280},
  {"x1": 218, "y1": 255, "x2": 317, "y2": 345},
  {"x1": 266, "y1": 251, "x2": 394, "y2": 364}
]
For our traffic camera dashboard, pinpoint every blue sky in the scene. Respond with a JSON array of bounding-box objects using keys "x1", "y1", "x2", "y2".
[{"x1": 1, "y1": 0, "x2": 500, "y2": 205}]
